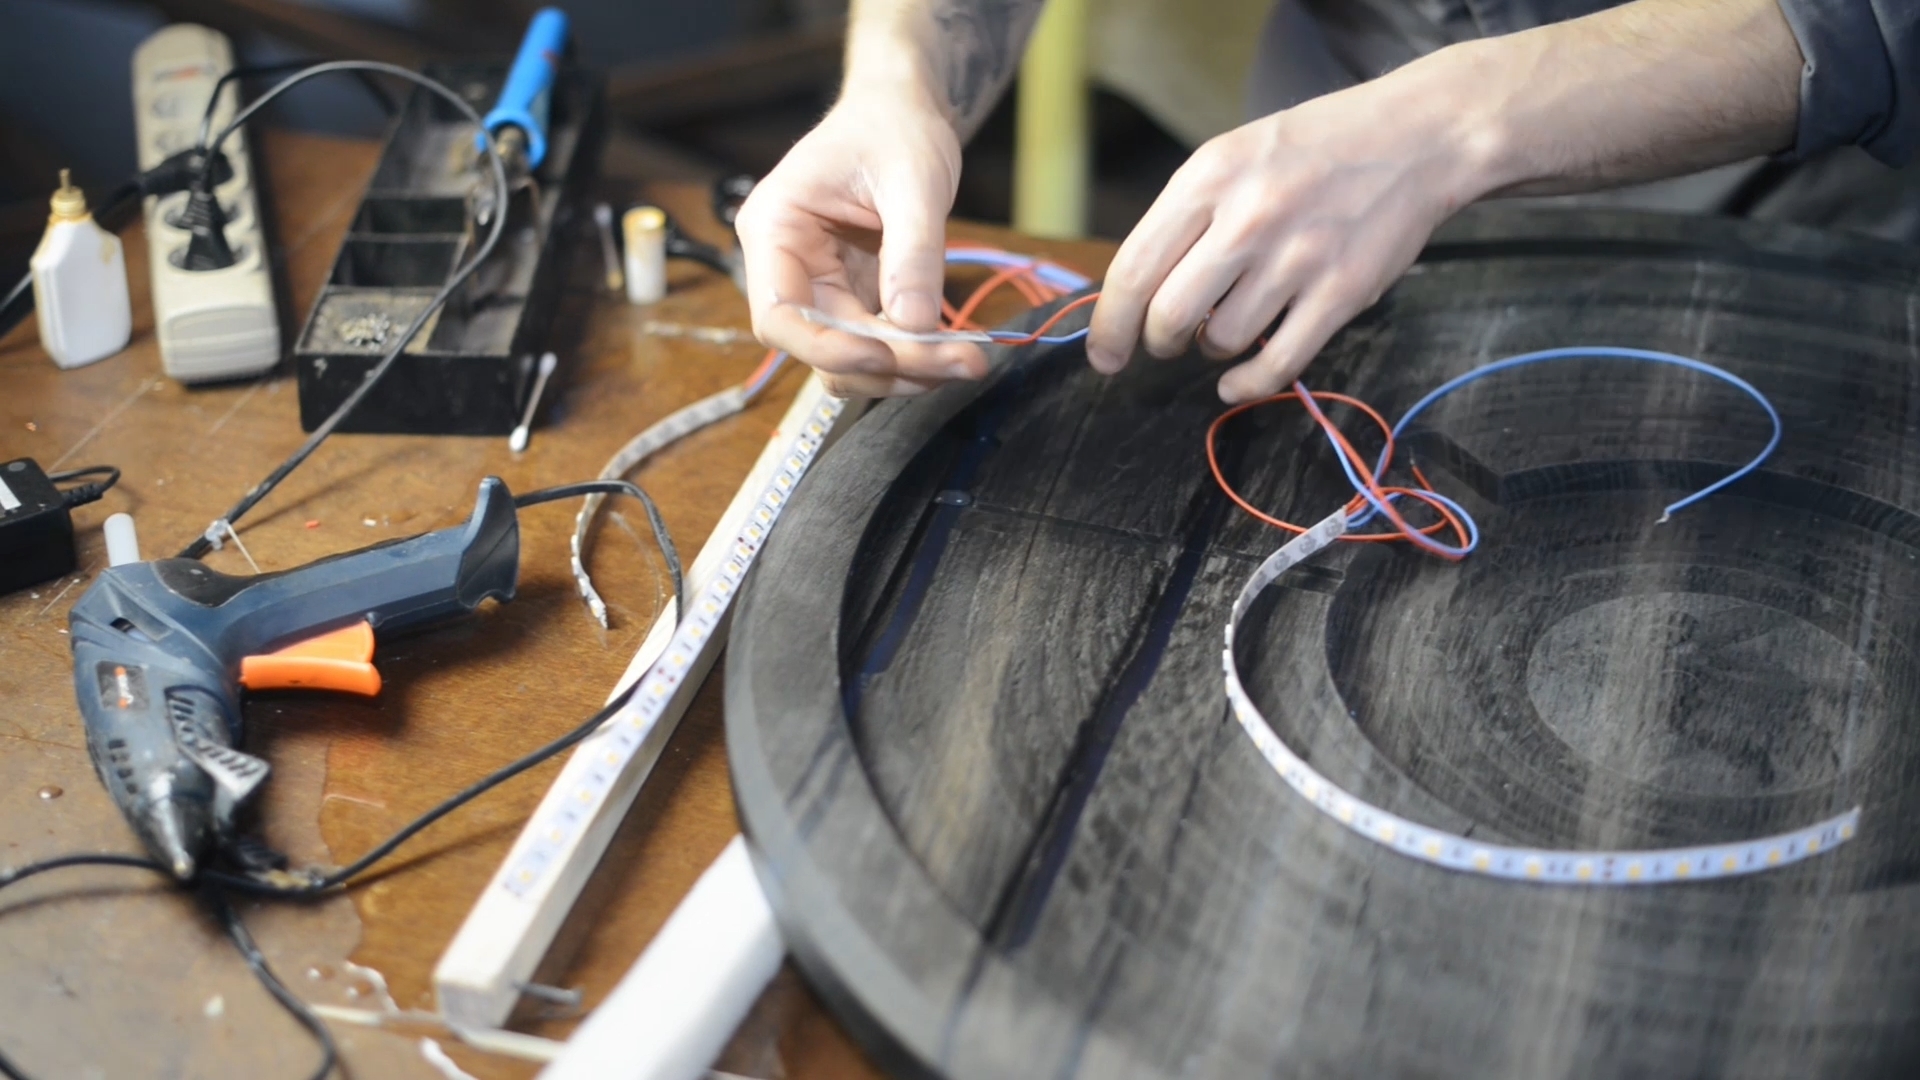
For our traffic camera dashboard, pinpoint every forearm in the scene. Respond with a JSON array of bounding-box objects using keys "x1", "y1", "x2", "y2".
[
  {"x1": 1437, "y1": 0, "x2": 1803, "y2": 200},
  {"x1": 843, "y1": 0, "x2": 1046, "y2": 141}
]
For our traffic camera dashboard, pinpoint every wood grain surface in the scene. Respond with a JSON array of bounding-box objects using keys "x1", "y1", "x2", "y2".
[
  {"x1": 729, "y1": 210, "x2": 1920, "y2": 1079},
  {"x1": 0, "y1": 127, "x2": 1111, "y2": 1080}
]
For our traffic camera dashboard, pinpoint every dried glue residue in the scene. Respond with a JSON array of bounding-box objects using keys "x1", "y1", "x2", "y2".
[
  {"x1": 341, "y1": 960, "x2": 399, "y2": 1012},
  {"x1": 420, "y1": 1038, "x2": 480, "y2": 1080}
]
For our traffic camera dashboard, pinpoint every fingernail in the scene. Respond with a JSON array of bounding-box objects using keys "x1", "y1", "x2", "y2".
[
  {"x1": 889, "y1": 291, "x2": 937, "y2": 331},
  {"x1": 1086, "y1": 349, "x2": 1117, "y2": 374}
]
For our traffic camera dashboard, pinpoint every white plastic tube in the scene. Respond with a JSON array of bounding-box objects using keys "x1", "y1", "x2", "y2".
[
  {"x1": 540, "y1": 835, "x2": 783, "y2": 1080},
  {"x1": 623, "y1": 206, "x2": 668, "y2": 306}
]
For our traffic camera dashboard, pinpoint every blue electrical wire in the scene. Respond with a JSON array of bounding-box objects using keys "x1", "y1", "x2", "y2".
[
  {"x1": 743, "y1": 351, "x2": 787, "y2": 399},
  {"x1": 943, "y1": 248, "x2": 1092, "y2": 293},
  {"x1": 1327, "y1": 346, "x2": 1782, "y2": 557},
  {"x1": 984, "y1": 327, "x2": 1092, "y2": 345},
  {"x1": 752, "y1": 250, "x2": 1095, "y2": 384},
  {"x1": 1293, "y1": 379, "x2": 1483, "y2": 557},
  {"x1": 948, "y1": 249, "x2": 1093, "y2": 345}
]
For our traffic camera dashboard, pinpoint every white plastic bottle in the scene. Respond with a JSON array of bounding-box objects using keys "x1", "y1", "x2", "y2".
[{"x1": 31, "y1": 170, "x2": 132, "y2": 369}]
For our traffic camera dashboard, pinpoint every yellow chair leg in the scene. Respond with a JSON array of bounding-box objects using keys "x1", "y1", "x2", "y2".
[{"x1": 1013, "y1": 0, "x2": 1091, "y2": 239}]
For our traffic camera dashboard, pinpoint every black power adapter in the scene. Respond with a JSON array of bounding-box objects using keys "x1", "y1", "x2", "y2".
[{"x1": 0, "y1": 458, "x2": 121, "y2": 595}]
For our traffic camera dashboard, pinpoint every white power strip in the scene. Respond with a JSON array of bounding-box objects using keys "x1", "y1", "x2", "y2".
[{"x1": 130, "y1": 24, "x2": 280, "y2": 383}]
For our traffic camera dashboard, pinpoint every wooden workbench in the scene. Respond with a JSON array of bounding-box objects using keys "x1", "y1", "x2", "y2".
[{"x1": 0, "y1": 130, "x2": 1112, "y2": 1080}]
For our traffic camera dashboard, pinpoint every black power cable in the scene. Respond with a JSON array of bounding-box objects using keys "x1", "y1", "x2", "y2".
[
  {"x1": 513, "y1": 479, "x2": 685, "y2": 606},
  {"x1": 208, "y1": 671, "x2": 642, "y2": 898},
  {"x1": 0, "y1": 676, "x2": 642, "y2": 1080},
  {"x1": 0, "y1": 55, "x2": 671, "y2": 1080},
  {"x1": 0, "y1": 478, "x2": 681, "y2": 1078},
  {"x1": 0, "y1": 856, "x2": 331, "y2": 1080},
  {"x1": 204, "y1": 884, "x2": 339, "y2": 1080},
  {"x1": 48, "y1": 464, "x2": 122, "y2": 509},
  {"x1": 178, "y1": 61, "x2": 511, "y2": 559},
  {"x1": 2, "y1": 60, "x2": 395, "y2": 346},
  {"x1": 194, "y1": 60, "x2": 399, "y2": 150}
]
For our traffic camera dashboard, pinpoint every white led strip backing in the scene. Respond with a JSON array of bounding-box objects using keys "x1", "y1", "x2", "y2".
[
  {"x1": 794, "y1": 304, "x2": 997, "y2": 344},
  {"x1": 502, "y1": 395, "x2": 848, "y2": 898},
  {"x1": 570, "y1": 384, "x2": 753, "y2": 628},
  {"x1": 1224, "y1": 509, "x2": 1863, "y2": 885}
]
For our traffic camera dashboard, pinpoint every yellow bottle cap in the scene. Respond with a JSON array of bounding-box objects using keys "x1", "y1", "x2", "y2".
[{"x1": 50, "y1": 169, "x2": 89, "y2": 222}]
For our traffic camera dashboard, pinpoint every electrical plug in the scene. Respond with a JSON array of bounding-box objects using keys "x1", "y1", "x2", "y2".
[
  {"x1": 178, "y1": 184, "x2": 237, "y2": 270},
  {"x1": 138, "y1": 147, "x2": 234, "y2": 199}
]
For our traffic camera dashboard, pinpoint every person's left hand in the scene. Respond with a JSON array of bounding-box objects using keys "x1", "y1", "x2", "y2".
[{"x1": 1085, "y1": 43, "x2": 1501, "y2": 402}]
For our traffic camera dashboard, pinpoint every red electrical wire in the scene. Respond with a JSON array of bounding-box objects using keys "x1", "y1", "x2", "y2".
[
  {"x1": 756, "y1": 249, "x2": 1458, "y2": 557},
  {"x1": 1292, "y1": 384, "x2": 1469, "y2": 559},
  {"x1": 950, "y1": 262, "x2": 1047, "y2": 330},
  {"x1": 1206, "y1": 388, "x2": 1469, "y2": 553},
  {"x1": 989, "y1": 293, "x2": 1101, "y2": 345},
  {"x1": 744, "y1": 347, "x2": 783, "y2": 391}
]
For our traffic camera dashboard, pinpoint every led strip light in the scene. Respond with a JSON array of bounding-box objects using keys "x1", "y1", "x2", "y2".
[
  {"x1": 503, "y1": 394, "x2": 848, "y2": 897},
  {"x1": 1223, "y1": 508, "x2": 1863, "y2": 885},
  {"x1": 570, "y1": 383, "x2": 753, "y2": 628}
]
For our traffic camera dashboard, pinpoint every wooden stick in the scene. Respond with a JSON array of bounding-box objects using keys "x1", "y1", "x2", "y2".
[{"x1": 435, "y1": 374, "x2": 857, "y2": 1028}]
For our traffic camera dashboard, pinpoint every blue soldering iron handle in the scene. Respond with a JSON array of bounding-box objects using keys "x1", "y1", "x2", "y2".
[
  {"x1": 479, "y1": 7, "x2": 570, "y2": 169},
  {"x1": 68, "y1": 478, "x2": 522, "y2": 878}
]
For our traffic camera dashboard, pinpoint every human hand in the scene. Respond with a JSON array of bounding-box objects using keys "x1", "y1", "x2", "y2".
[
  {"x1": 1085, "y1": 46, "x2": 1502, "y2": 403},
  {"x1": 735, "y1": 88, "x2": 989, "y2": 398}
]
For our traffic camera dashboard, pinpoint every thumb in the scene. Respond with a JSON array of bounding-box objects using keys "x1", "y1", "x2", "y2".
[{"x1": 872, "y1": 166, "x2": 951, "y2": 332}]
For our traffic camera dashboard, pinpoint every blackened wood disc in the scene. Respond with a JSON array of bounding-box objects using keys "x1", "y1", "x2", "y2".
[{"x1": 726, "y1": 209, "x2": 1920, "y2": 1080}]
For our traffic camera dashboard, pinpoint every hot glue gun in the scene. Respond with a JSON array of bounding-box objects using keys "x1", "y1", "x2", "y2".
[{"x1": 68, "y1": 479, "x2": 520, "y2": 880}]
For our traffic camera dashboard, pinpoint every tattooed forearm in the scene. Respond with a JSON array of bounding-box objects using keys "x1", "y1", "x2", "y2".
[
  {"x1": 843, "y1": 0, "x2": 1046, "y2": 141},
  {"x1": 929, "y1": 0, "x2": 1046, "y2": 138}
]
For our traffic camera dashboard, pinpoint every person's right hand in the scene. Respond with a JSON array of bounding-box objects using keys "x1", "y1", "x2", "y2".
[{"x1": 735, "y1": 88, "x2": 988, "y2": 398}]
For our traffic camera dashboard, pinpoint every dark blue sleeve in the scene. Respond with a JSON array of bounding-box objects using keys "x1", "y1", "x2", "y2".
[{"x1": 1774, "y1": 0, "x2": 1920, "y2": 166}]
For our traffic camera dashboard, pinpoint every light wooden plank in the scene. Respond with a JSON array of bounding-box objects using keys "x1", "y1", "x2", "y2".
[{"x1": 434, "y1": 373, "x2": 858, "y2": 1028}]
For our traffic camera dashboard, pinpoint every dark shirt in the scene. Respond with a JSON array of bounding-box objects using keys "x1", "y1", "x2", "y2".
[
  {"x1": 1295, "y1": 0, "x2": 1920, "y2": 167},
  {"x1": 1771, "y1": 0, "x2": 1919, "y2": 165}
]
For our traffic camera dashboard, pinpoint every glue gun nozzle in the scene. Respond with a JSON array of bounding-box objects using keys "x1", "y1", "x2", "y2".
[{"x1": 140, "y1": 797, "x2": 208, "y2": 881}]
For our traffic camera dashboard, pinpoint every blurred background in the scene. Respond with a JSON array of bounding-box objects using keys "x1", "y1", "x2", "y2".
[{"x1": 0, "y1": 0, "x2": 1287, "y2": 271}]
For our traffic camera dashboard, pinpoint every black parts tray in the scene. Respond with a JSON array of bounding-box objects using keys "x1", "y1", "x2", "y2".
[{"x1": 292, "y1": 61, "x2": 602, "y2": 435}]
